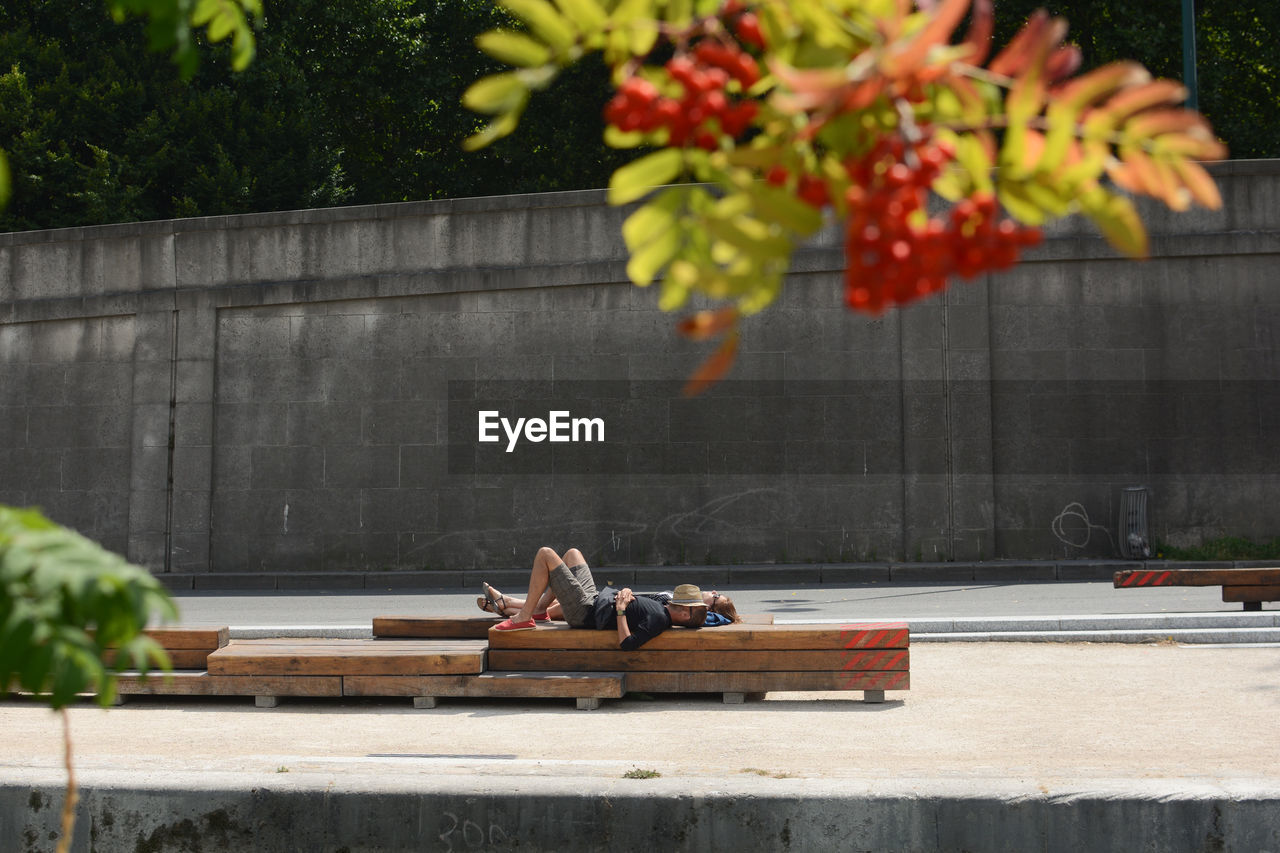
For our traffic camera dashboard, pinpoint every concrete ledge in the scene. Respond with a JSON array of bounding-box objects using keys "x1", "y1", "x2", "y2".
[{"x1": 5, "y1": 771, "x2": 1278, "y2": 853}]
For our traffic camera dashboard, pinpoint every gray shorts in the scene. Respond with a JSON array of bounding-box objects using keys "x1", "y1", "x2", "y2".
[{"x1": 548, "y1": 561, "x2": 597, "y2": 628}]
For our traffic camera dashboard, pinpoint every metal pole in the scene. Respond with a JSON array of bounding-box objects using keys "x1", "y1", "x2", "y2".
[{"x1": 1181, "y1": 0, "x2": 1199, "y2": 110}]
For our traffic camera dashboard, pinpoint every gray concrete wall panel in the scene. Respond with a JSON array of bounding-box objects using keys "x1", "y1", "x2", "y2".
[{"x1": 2, "y1": 163, "x2": 1278, "y2": 574}]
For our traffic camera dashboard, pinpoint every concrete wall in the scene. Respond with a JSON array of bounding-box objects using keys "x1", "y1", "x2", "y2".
[
  {"x1": 1, "y1": 160, "x2": 1277, "y2": 576},
  {"x1": 5, "y1": 774, "x2": 1279, "y2": 852}
]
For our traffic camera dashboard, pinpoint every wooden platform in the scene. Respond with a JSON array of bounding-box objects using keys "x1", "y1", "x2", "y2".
[
  {"x1": 96, "y1": 617, "x2": 910, "y2": 709},
  {"x1": 1115, "y1": 567, "x2": 1280, "y2": 610},
  {"x1": 487, "y1": 620, "x2": 908, "y2": 703},
  {"x1": 106, "y1": 627, "x2": 229, "y2": 670}
]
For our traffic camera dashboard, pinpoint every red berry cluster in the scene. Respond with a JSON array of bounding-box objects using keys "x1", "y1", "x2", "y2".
[
  {"x1": 604, "y1": 41, "x2": 760, "y2": 149},
  {"x1": 766, "y1": 165, "x2": 831, "y2": 208},
  {"x1": 842, "y1": 139, "x2": 1043, "y2": 313}
]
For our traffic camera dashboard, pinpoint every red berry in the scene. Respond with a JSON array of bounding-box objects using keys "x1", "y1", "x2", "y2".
[{"x1": 736, "y1": 13, "x2": 765, "y2": 49}]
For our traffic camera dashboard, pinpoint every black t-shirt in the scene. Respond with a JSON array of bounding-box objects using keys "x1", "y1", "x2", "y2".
[{"x1": 591, "y1": 587, "x2": 673, "y2": 650}]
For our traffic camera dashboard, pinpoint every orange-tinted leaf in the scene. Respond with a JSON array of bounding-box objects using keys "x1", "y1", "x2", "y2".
[
  {"x1": 988, "y1": 11, "x2": 1061, "y2": 77},
  {"x1": 885, "y1": 0, "x2": 971, "y2": 75},
  {"x1": 1125, "y1": 108, "x2": 1213, "y2": 140},
  {"x1": 959, "y1": 0, "x2": 992, "y2": 65},
  {"x1": 1001, "y1": 17, "x2": 1066, "y2": 121},
  {"x1": 1105, "y1": 80, "x2": 1186, "y2": 123},
  {"x1": 1105, "y1": 158, "x2": 1146, "y2": 198},
  {"x1": 1045, "y1": 44, "x2": 1082, "y2": 82},
  {"x1": 1056, "y1": 62, "x2": 1149, "y2": 113},
  {"x1": 676, "y1": 307, "x2": 740, "y2": 341},
  {"x1": 1170, "y1": 158, "x2": 1223, "y2": 209},
  {"x1": 1018, "y1": 129, "x2": 1046, "y2": 171},
  {"x1": 682, "y1": 333, "x2": 739, "y2": 397}
]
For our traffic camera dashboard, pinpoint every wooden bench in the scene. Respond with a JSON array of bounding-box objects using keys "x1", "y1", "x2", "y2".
[
  {"x1": 102, "y1": 618, "x2": 911, "y2": 710},
  {"x1": 487, "y1": 621, "x2": 910, "y2": 705},
  {"x1": 1114, "y1": 567, "x2": 1280, "y2": 611}
]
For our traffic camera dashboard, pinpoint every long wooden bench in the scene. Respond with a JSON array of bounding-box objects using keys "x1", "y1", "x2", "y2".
[
  {"x1": 486, "y1": 621, "x2": 910, "y2": 705},
  {"x1": 98, "y1": 618, "x2": 910, "y2": 710},
  {"x1": 1114, "y1": 567, "x2": 1280, "y2": 611}
]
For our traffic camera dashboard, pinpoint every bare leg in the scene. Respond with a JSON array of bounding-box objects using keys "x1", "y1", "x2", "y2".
[
  {"x1": 483, "y1": 585, "x2": 564, "y2": 620},
  {"x1": 508, "y1": 546, "x2": 563, "y2": 623}
]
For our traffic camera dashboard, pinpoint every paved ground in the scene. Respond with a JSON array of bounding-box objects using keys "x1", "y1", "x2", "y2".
[
  {"x1": 6, "y1": 584, "x2": 1280, "y2": 850},
  {"x1": 4, "y1": 643, "x2": 1278, "y2": 789}
]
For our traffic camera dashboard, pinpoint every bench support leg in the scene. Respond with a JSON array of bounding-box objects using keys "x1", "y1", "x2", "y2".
[
  {"x1": 576, "y1": 698, "x2": 601, "y2": 711},
  {"x1": 413, "y1": 696, "x2": 438, "y2": 710},
  {"x1": 863, "y1": 690, "x2": 885, "y2": 704},
  {"x1": 1244, "y1": 601, "x2": 1262, "y2": 612},
  {"x1": 723, "y1": 692, "x2": 746, "y2": 705},
  {"x1": 255, "y1": 695, "x2": 279, "y2": 708}
]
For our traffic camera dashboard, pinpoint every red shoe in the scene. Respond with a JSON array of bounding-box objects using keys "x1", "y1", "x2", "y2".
[
  {"x1": 494, "y1": 618, "x2": 536, "y2": 631},
  {"x1": 532, "y1": 612, "x2": 550, "y2": 622}
]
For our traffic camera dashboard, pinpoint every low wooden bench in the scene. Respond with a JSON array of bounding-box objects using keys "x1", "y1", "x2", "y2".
[
  {"x1": 101, "y1": 618, "x2": 910, "y2": 710},
  {"x1": 1114, "y1": 567, "x2": 1280, "y2": 611},
  {"x1": 486, "y1": 621, "x2": 910, "y2": 705}
]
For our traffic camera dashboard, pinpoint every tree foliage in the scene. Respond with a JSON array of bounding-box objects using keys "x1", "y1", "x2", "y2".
[
  {"x1": 465, "y1": 0, "x2": 1226, "y2": 390},
  {"x1": 0, "y1": 0, "x2": 633, "y2": 232},
  {"x1": 0, "y1": 505, "x2": 175, "y2": 709}
]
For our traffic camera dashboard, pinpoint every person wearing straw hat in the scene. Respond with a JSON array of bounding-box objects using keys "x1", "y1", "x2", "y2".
[
  {"x1": 481, "y1": 582, "x2": 741, "y2": 626},
  {"x1": 483, "y1": 546, "x2": 706, "y2": 650}
]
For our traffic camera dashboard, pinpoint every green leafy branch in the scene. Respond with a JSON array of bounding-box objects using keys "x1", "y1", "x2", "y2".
[
  {"x1": 1, "y1": 506, "x2": 176, "y2": 708},
  {"x1": 107, "y1": 0, "x2": 263, "y2": 78}
]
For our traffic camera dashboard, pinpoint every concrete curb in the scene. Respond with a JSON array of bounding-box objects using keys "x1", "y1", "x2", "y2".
[
  {"x1": 154, "y1": 559, "x2": 1280, "y2": 592},
  {"x1": 5, "y1": 769, "x2": 1278, "y2": 852}
]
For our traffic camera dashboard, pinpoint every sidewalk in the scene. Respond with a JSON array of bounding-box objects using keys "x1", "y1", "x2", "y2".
[{"x1": 4, "y1": 642, "x2": 1279, "y2": 850}]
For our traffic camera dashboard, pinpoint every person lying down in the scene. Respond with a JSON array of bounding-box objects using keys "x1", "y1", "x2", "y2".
[{"x1": 476, "y1": 546, "x2": 737, "y2": 649}]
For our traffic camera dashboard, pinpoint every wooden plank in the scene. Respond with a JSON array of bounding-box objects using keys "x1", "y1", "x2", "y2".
[
  {"x1": 143, "y1": 627, "x2": 230, "y2": 649},
  {"x1": 105, "y1": 649, "x2": 212, "y2": 670},
  {"x1": 488, "y1": 648, "x2": 908, "y2": 673},
  {"x1": 488, "y1": 622, "x2": 907, "y2": 652},
  {"x1": 1114, "y1": 568, "x2": 1280, "y2": 588},
  {"x1": 840, "y1": 623, "x2": 911, "y2": 649},
  {"x1": 207, "y1": 639, "x2": 486, "y2": 676},
  {"x1": 1222, "y1": 584, "x2": 1280, "y2": 602},
  {"x1": 626, "y1": 670, "x2": 910, "y2": 693},
  {"x1": 373, "y1": 616, "x2": 497, "y2": 639},
  {"x1": 343, "y1": 672, "x2": 626, "y2": 699},
  {"x1": 114, "y1": 672, "x2": 342, "y2": 697}
]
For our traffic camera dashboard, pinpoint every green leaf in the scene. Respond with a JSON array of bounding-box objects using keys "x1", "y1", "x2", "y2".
[
  {"x1": 557, "y1": 0, "x2": 608, "y2": 33},
  {"x1": 476, "y1": 31, "x2": 553, "y2": 67},
  {"x1": 0, "y1": 151, "x2": 9, "y2": 210},
  {"x1": 604, "y1": 125, "x2": 646, "y2": 149},
  {"x1": 627, "y1": 225, "x2": 682, "y2": 285},
  {"x1": 0, "y1": 505, "x2": 177, "y2": 710},
  {"x1": 502, "y1": 0, "x2": 578, "y2": 51},
  {"x1": 1079, "y1": 187, "x2": 1148, "y2": 257},
  {"x1": 622, "y1": 188, "x2": 684, "y2": 248},
  {"x1": 746, "y1": 184, "x2": 823, "y2": 235},
  {"x1": 704, "y1": 214, "x2": 793, "y2": 261},
  {"x1": 463, "y1": 112, "x2": 523, "y2": 151},
  {"x1": 608, "y1": 149, "x2": 684, "y2": 205},
  {"x1": 462, "y1": 72, "x2": 529, "y2": 115}
]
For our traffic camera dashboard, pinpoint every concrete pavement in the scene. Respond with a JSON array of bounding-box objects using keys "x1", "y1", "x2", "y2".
[
  {"x1": 5, "y1": 581, "x2": 1280, "y2": 850},
  {"x1": 4, "y1": 642, "x2": 1279, "y2": 850}
]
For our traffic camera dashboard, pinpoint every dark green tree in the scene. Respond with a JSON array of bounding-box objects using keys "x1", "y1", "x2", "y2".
[{"x1": 0, "y1": 0, "x2": 630, "y2": 232}]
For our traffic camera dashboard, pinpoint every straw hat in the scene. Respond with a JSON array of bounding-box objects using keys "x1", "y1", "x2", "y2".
[{"x1": 670, "y1": 584, "x2": 705, "y2": 607}]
